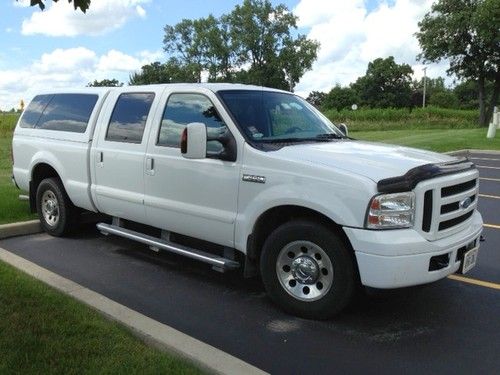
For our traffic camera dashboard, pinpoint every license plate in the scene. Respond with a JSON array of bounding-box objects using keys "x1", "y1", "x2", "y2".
[{"x1": 461, "y1": 247, "x2": 479, "y2": 274}]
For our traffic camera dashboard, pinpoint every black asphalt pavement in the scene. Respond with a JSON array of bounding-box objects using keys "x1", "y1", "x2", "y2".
[{"x1": 1, "y1": 152, "x2": 499, "y2": 374}]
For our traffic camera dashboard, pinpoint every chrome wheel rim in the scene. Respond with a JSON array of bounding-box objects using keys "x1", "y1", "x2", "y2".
[
  {"x1": 41, "y1": 190, "x2": 59, "y2": 227},
  {"x1": 276, "y1": 240, "x2": 334, "y2": 302}
]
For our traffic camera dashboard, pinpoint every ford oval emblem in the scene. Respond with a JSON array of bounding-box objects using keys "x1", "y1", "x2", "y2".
[{"x1": 460, "y1": 197, "x2": 472, "y2": 209}]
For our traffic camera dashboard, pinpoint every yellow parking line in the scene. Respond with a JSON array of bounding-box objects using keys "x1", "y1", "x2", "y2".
[
  {"x1": 479, "y1": 194, "x2": 500, "y2": 200},
  {"x1": 484, "y1": 223, "x2": 500, "y2": 229},
  {"x1": 448, "y1": 274, "x2": 500, "y2": 290},
  {"x1": 477, "y1": 165, "x2": 500, "y2": 170},
  {"x1": 471, "y1": 157, "x2": 500, "y2": 161},
  {"x1": 480, "y1": 177, "x2": 500, "y2": 182}
]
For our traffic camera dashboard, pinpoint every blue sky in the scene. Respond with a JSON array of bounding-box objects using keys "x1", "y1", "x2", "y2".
[{"x1": 0, "y1": 0, "x2": 444, "y2": 111}]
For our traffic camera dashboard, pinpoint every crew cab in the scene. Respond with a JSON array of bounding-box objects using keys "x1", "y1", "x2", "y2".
[{"x1": 12, "y1": 84, "x2": 483, "y2": 319}]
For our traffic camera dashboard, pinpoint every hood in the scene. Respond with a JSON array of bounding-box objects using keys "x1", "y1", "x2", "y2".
[{"x1": 273, "y1": 140, "x2": 456, "y2": 183}]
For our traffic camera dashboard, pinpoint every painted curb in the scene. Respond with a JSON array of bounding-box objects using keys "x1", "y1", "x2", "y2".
[
  {"x1": 0, "y1": 220, "x2": 42, "y2": 240},
  {"x1": 0, "y1": 247, "x2": 267, "y2": 375}
]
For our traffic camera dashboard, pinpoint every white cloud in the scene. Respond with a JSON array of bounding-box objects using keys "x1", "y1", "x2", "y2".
[
  {"x1": 293, "y1": 0, "x2": 450, "y2": 97},
  {"x1": 0, "y1": 47, "x2": 161, "y2": 111},
  {"x1": 12, "y1": 0, "x2": 30, "y2": 8},
  {"x1": 21, "y1": 0, "x2": 149, "y2": 37},
  {"x1": 136, "y1": 5, "x2": 146, "y2": 18}
]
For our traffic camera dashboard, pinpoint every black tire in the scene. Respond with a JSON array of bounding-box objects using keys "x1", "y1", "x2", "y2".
[
  {"x1": 260, "y1": 219, "x2": 357, "y2": 320},
  {"x1": 36, "y1": 178, "x2": 78, "y2": 237}
]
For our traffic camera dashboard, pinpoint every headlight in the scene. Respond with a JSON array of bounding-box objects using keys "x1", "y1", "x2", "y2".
[{"x1": 366, "y1": 192, "x2": 415, "y2": 229}]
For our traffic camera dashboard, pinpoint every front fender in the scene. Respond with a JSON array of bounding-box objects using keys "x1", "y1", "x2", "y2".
[{"x1": 234, "y1": 173, "x2": 376, "y2": 253}]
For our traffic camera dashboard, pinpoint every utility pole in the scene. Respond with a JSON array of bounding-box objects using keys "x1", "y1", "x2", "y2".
[{"x1": 422, "y1": 67, "x2": 427, "y2": 108}]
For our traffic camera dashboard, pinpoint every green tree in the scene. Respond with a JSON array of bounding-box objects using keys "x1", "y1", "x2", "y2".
[
  {"x1": 24, "y1": 0, "x2": 90, "y2": 12},
  {"x1": 416, "y1": 0, "x2": 500, "y2": 125},
  {"x1": 412, "y1": 76, "x2": 450, "y2": 107},
  {"x1": 161, "y1": 0, "x2": 319, "y2": 91},
  {"x1": 163, "y1": 15, "x2": 233, "y2": 83},
  {"x1": 129, "y1": 61, "x2": 199, "y2": 85},
  {"x1": 323, "y1": 85, "x2": 360, "y2": 111},
  {"x1": 352, "y1": 56, "x2": 414, "y2": 108},
  {"x1": 306, "y1": 91, "x2": 327, "y2": 107},
  {"x1": 227, "y1": 0, "x2": 318, "y2": 90},
  {"x1": 87, "y1": 79, "x2": 123, "y2": 87},
  {"x1": 428, "y1": 91, "x2": 459, "y2": 108}
]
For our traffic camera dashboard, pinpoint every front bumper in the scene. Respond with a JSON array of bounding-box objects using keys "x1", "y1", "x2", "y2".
[{"x1": 344, "y1": 211, "x2": 483, "y2": 288}]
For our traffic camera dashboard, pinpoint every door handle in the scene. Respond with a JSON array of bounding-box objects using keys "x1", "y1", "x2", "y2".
[
  {"x1": 146, "y1": 157, "x2": 154, "y2": 172},
  {"x1": 96, "y1": 151, "x2": 104, "y2": 167}
]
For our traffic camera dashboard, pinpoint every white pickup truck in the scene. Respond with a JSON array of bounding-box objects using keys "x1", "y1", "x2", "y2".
[{"x1": 12, "y1": 83, "x2": 483, "y2": 319}]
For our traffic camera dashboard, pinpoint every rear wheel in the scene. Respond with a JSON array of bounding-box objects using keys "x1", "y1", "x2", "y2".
[
  {"x1": 260, "y1": 220, "x2": 356, "y2": 319},
  {"x1": 36, "y1": 178, "x2": 77, "y2": 237}
]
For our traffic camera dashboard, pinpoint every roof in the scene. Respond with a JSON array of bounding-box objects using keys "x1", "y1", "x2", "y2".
[{"x1": 34, "y1": 83, "x2": 291, "y2": 96}]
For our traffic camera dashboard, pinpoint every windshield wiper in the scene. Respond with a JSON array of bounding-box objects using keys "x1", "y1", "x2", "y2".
[
  {"x1": 315, "y1": 133, "x2": 343, "y2": 139},
  {"x1": 258, "y1": 137, "x2": 316, "y2": 143},
  {"x1": 258, "y1": 133, "x2": 343, "y2": 143}
]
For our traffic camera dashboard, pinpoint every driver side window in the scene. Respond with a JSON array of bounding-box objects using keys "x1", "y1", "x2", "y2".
[{"x1": 158, "y1": 93, "x2": 225, "y2": 154}]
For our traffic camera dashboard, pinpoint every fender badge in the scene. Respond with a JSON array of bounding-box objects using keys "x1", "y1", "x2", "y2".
[{"x1": 242, "y1": 174, "x2": 266, "y2": 184}]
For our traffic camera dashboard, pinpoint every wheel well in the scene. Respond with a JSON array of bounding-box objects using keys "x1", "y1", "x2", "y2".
[
  {"x1": 248, "y1": 205, "x2": 350, "y2": 264},
  {"x1": 244, "y1": 205, "x2": 359, "y2": 281},
  {"x1": 29, "y1": 163, "x2": 61, "y2": 212}
]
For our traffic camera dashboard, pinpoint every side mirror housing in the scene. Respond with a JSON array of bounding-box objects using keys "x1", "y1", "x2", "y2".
[
  {"x1": 181, "y1": 122, "x2": 207, "y2": 159},
  {"x1": 338, "y1": 123, "x2": 348, "y2": 137}
]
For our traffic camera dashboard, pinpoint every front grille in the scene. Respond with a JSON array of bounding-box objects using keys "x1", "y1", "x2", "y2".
[
  {"x1": 439, "y1": 211, "x2": 474, "y2": 231},
  {"x1": 441, "y1": 179, "x2": 476, "y2": 197},
  {"x1": 422, "y1": 190, "x2": 433, "y2": 232},
  {"x1": 419, "y1": 174, "x2": 478, "y2": 240}
]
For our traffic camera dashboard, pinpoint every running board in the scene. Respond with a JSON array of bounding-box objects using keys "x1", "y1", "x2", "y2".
[{"x1": 96, "y1": 223, "x2": 240, "y2": 272}]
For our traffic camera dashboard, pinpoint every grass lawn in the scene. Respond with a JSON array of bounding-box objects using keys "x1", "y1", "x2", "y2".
[
  {"x1": 0, "y1": 113, "x2": 36, "y2": 224},
  {"x1": 0, "y1": 136, "x2": 36, "y2": 224},
  {"x1": 0, "y1": 261, "x2": 202, "y2": 374},
  {"x1": 352, "y1": 128, "x2": 500, "y2": 152}
]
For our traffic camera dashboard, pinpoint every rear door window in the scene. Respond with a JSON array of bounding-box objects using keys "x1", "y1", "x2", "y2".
[
  {"x1": 36, "y1": 94, "x2": 98, "y2": 133},
  {"x1": 19, "y1": 94, "x2": 52, "y2": 129},
  {"x1": 106, "y1": 93, "x2": 155, "y2": 143}
]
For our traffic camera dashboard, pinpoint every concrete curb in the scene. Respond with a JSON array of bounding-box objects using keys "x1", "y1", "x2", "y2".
[
  {"x1": 445, "y1": 149, "x2": 500, "y2": 156},
  {"x1": 0, "y1": 247, "x2": 267, "y2": 375},
  {"x1": 0, "y1": 220, "x2": 42, "y2": 240}
]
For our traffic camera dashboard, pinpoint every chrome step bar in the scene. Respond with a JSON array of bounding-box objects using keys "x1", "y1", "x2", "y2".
[{"x1": 96, "y1": 223, "x2": 240, "y2": 272}]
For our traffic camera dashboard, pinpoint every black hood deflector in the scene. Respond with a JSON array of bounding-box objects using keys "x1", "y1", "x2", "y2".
[{"x1": 377, "y1": 158, "x2": 476, "y2": 193}]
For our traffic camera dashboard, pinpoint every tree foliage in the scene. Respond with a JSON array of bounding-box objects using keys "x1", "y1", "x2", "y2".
[
  {"x1": 129, "y1": 61, "x2": 200, "y2": 85},
  {"x1": 323, "y1": 86, "x2": 359, "y2": 111},
  {"x1": 416, "y1": 0, "x2": 500, "y2": 125},
  {"x1": 351, "y1": 56, "x2": 414, "y2": 108},
  {"x1": 138, "y1": 0, "x2": 319, "y2": 90},
  {"x1": 87, "y1": 79, "x2": 123, "y2": 87},
  {"x1": 306, "y1": 91, "x2": 327, "y2": 107},
  {"x1": 428, "y1": 91, "x2": 459, "y2": 108},
  {"x1": 24, "y1": 0, "x2": 90, "y2": 12}
]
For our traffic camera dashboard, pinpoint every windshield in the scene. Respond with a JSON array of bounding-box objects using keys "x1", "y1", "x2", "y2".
[{"x1": 218, "y1": 90, "x2": 344, "y2": 143}]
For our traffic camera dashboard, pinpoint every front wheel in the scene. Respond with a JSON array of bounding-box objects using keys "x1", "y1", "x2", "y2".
[
  {"x1": 260, "y1": 220, "x2": 357, "y2": 319},
  {"x1": 36, "y1": 178, "x2": 77, "y2": 237}
]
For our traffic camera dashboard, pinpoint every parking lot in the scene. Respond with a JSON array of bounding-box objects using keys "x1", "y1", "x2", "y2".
[{"x1": 1, "y1": 151, "x2": 499, "y2": 374}]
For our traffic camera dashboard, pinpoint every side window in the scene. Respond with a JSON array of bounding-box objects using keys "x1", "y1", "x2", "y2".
[
  {"x1": 158, "y1": 93, "x2": 225, "y2": 153},
  {"x1": 106, "y1": 93, "x2": 155, "y2": 144},
  {"x1": 36, "y1": 94, "x2": 98, "y2": 133},
  {"x1": 19, "y1": 94, "x2": 53, "y2": 129}
]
